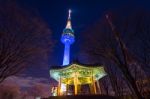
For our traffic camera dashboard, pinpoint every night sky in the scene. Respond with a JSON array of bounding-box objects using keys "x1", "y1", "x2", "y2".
[
  {"x1": 3, "y1": 0, "x2": 150, "y2": 93},
  {"x1": 16, "y1": 0, "x2": 150, "y2": 65}
]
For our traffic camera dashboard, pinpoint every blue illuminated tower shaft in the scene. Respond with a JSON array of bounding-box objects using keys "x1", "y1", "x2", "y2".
[
  {"x1": 63, "y1": 43, "x2": 70, "y2": 65},
  {"x1": 61, "y1": 9, "x2": 75, "y2": 66}
]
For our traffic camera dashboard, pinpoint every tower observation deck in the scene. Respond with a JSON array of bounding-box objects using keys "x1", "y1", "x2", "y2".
[{"x1": 61, "y1": 9, "x2": 75, "y2": 66}]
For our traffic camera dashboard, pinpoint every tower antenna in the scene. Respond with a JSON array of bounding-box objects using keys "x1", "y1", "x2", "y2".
[
  {"x1": 68, "y1": 9, "x2": 71, "y2": 19},
  {"x1": 66, "y1": 9, "x2": 72, "y2": 29}
]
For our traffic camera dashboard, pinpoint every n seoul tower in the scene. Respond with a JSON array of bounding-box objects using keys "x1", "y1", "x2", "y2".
[{"x1": 61, "y1": 9, "x2": 75, "y2": 66}]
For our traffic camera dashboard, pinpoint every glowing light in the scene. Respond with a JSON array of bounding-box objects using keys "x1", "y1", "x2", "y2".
[
  {"x1": 51, "y1": 87, "x2": 58, "y2": 96},
  {"x1": 63, "y1": 44, "x2": 70, "y2": 65},
  {"x1": 61, "y1": 84, "x2": 66, "y2": 92},
  {"x1": 66, "y1": 21, "x2": 72, "y2": 29},
  {"x1": 68, "y1": 9, "x2": 71, "y2": 18},
  {"x1": 50, "y1": 64, "x2": 107, "y2": 84},
  {"x1": 61, "y1": 9, "x2": 75, "y2": 66},
  {"x1": 66, "y1": 9, "x2": 72, "y2": 29}
]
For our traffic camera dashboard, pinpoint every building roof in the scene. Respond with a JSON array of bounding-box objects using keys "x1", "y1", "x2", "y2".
[{"x1": 50, "y1": 63, "x2": 107, "y2": 85}]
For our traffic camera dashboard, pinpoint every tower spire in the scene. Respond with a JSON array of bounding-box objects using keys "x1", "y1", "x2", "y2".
[
  {"x1": 68, "y1": 9, "x2": 71, "y2": 19},
  {"x1": 66, "y1": 9, "x2": 72, "y2": 29}
]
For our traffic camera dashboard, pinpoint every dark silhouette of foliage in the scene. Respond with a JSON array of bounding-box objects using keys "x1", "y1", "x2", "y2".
[
  {"x1": 81, "y1": 10, "x2": 150, "y2": 99},
  {"x1": 0, "y1": 1, "x2": 52, "y2": 83}
]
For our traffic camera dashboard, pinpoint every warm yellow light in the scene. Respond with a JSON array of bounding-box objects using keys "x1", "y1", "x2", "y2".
[
  {"x1": 60, "y1": 83, "x2": 66, "y2": 92},
  {"x1": 50, "y1": 64, "x2": 107, "y2": 85},
  {"x1": 66, "y1": 21, "x2": 72, "y2": 29}
]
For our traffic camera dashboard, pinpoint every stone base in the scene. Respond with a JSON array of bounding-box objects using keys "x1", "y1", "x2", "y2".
[{"x1": 43, "y1": 95, "x2": 116, "y2": 99}]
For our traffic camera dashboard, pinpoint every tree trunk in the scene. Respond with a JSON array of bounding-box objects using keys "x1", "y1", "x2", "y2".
[{"x1": 122, "y1": 66, "x2": 143, "y2": 99}]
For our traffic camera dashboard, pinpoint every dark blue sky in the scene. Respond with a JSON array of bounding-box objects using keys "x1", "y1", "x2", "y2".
[{"x1": 15, "y1": 0, "x2": 150, "y2": 78}]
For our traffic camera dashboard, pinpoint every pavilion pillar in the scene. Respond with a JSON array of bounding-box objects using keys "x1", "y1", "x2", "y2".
[
  {"x1": 66, "y1": 78, "x2": 69, "y2": 95},
  {"x1": 89, "y1": 83, "x2": 94, "y2": 94},
  {"x1": 58, "y1": 76, "x2": 62, "y2": 96},
  {"x1": 93, "y1": 80, "x2": 97, "y2": 94},
  {"x1": 78, "y1": 84, "x2": 81, "y2": 94},
  {"x1": 96, "y1": 80, "x2": 101, "y2": 94},
  {"x1": 74, "y1": 72, "x2": 78, "y2": 95},
  {"x1": 92, "y1": 70, "x2": 97, "y2": 94}
]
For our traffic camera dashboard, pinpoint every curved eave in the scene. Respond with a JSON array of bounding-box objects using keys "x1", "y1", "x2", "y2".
[{"x1": 50, "y1": 63, "x2": 107, "y2": 84}]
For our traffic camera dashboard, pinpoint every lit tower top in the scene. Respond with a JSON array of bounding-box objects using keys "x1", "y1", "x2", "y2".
[{"x1": 61, "y1": 9, "x2": 75, "y2": 66}]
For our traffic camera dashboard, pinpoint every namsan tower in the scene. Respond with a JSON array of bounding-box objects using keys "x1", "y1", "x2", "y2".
[{"x1": 61, "y1": 9, "x2": 75, "y2": 66}]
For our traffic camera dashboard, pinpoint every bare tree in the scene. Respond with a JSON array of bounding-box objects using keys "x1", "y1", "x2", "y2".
[
  {"x1": 106, "y1": 15, "x2": 143, "y2": 98},
  {"x1": 0, "y1": 1, "x2": 52, "y2": 83},
  {"x1": 106, "y1": 65, "x2": 125, "y2": 97},
  {"x1": 81, "y1": 11, "x2": 150, "y2": 98},
  {"x1": 101, "y1": 77, "x2": 110, "y2": 95}
]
